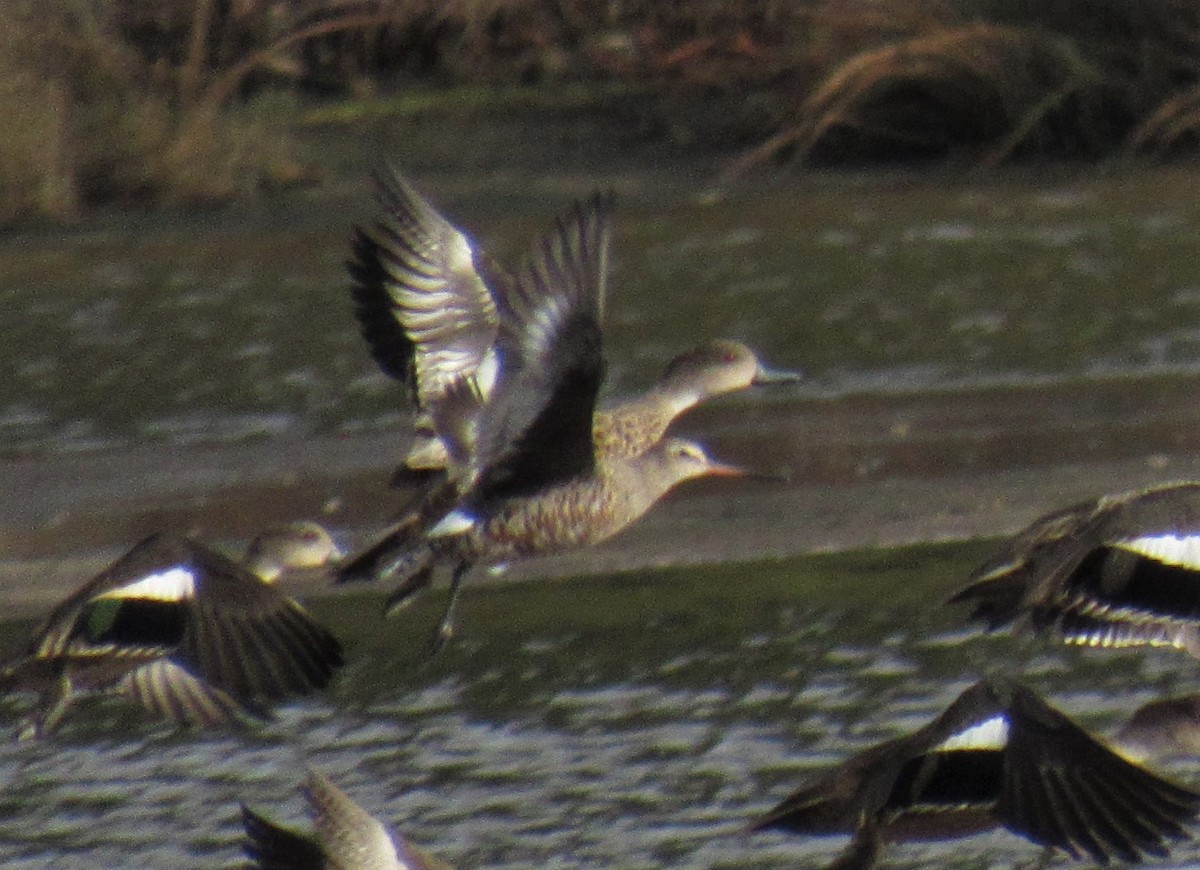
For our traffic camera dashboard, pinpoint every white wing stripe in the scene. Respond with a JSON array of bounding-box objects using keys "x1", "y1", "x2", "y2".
[
  {"x1": 1119, "y1": 533, "x2": 1200, "y2": 569},
  {"x1": 101, "y1": 567, "x2": 196, "y2": 602},
  {"x1": 429, "y1": 509, "x2": 476, "y2": 538},
  {"x1": 936, "y1": 714, "x2": 1010, "y2": 751}
]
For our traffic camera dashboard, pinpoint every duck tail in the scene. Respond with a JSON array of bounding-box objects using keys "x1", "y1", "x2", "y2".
[
  {"x1": 336, "y1": 511, "x2": 428, "y2": 585},
  {"x1": 381, "y1": 544, "x2": 439, "y2": 617},
  {"x1": 946, "y1": 569, "x2": 1027, "y2": 629}
]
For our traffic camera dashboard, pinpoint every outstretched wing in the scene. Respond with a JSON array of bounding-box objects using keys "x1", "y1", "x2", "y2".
[
  {"x1": 359, "y1": 166, "x2": 505, "y2": 410},
  {"x1": 171, "y1": 541, "x2": 343, "y2": 705},
  {"x1": 23, "y1": 534, "x2": 201, "y2": 661},
  {"x1": 999, "y1": 678, "x2": 1200, "y2": 862},
  {"x1": 953, "y1": 483, "x2": 1200, "y2": 648},
  {"x1": 117, "y1": 659, "x2": 263, "y2": 727},
  {"x1": 348, "y1": 225, "x2": 417, "y2": 388},
  {"x1": 306, "y1": 768, "x2": 404, "y2": 869},
  {"x1": 467, "y1": 192, "x2": 613, "y2": 503}
]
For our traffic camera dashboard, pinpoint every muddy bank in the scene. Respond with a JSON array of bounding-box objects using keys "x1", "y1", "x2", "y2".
[{"x1": 3, "y1": 372, "x2": 1197, "y2": 615}]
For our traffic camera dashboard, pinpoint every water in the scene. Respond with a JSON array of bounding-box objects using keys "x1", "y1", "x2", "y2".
[
  {"x1": 4, "y1": 165, "x2": 1200, "y2": 456},
  {"x1": 4, "y1": 162, "x2": 1200, "y2": 866},
  {"x1": 3, "y1": 545, "x2": 1198, "y2": 868}
]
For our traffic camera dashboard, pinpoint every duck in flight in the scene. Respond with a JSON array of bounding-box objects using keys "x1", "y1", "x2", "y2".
[
  {"x1": 949, "y1": 481, "x2": 1200, "y2": 656},
  {"x1": 340, "y1": 167, "x2": 798, "y2": 586},
  {"x1": 242, "y1": 767, "x2": 451, "y2": 870},
  {"x1": 348, "y1": 191, "x2": 750, "y2": 653},
  {"x1": 750, "y1": 675, "x2": 1200, "y2": 869},
  {"x1": 0, "y1": 522, "x2": 344, "y2": 739}
]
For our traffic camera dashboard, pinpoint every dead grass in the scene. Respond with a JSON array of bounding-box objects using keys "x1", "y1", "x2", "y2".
[
  {"x1": 1128, "y1": 85, "x2": 1200, "y2": 158},
  {"x1": 2, "y1": 0, "x2": 1200, "y2": 221},
  {"x1": 0, "y1": 0, "x2": 578, "y2": 224},
  {"x1": 0, "y1": 2, "x2": 310, "y2": 223},
  {"x1": 725, "y1": 0, "x2": 1200, "y2": 176},
  {"x1": 726, "y1": 23, "x2": 1116, "y2": 177}
]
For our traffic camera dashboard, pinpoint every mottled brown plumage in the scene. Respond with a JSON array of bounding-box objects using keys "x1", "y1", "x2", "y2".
[
  {"x1": 447, "y1": 436, "x2": 739, "y2": 558},
  {"x1": 346, "y1": 166, "x2": 800, "y2": 487},
  {"x1": 346, "y1": 189, "x2": 749, "y2": 652},
  {"x1": 340, "y1": 170, "x2": 797, "y2": 587}
]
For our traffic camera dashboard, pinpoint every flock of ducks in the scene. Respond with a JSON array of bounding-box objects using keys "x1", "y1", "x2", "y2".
[{"x1": 8, "y1": 168, "x2": 1200, "y2": 868}]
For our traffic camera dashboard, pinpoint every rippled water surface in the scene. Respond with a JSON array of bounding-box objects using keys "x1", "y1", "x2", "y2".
[
  {"x1": 1, "y1": 546, "x2": 1198, "y2": 868},
  {"x1": 5, "y1": 163, "x2": 1200, "y2": 867},
  {"x1": 5, "y1": 165, "x2": 1200, "y2": 455}
]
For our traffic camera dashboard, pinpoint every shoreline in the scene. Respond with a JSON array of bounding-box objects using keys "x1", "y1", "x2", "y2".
[{"x1": 4, "y1": 373, "x2": 1198, "y2": 616}]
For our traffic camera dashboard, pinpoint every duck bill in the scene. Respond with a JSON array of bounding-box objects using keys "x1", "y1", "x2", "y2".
[
  {"x1": 327, "y1": 540, "x2": 348, "y2": 564},
  {"x1": 706, "y1": 460, "x2": 751, "y2": 478},
  {"x1": 706, "y1": 456, "x2": 789, "y2": 481},
  {"x1": 751, "y1": 362, "x2": 803, "y2": 386}
]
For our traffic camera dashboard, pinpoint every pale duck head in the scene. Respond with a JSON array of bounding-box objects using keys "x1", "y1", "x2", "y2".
[{"x1": 244, "y1": 521, "x2": 343, "y2": 583}]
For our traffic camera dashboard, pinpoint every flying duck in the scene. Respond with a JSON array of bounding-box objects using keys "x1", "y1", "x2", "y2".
[
  {"x1": 750, "y1": 675, "x2": 1200, "y2": 868},
  {"x1": 347, "y1": 191, "x2": 748, "y2": 653},
  {"x1": 0, "y1": 521, "x2": 344, "y2": 739},
  {"x1": 949, "y1": 482, "x2": 1200, "y2": 655},
  {"x1": 347, "y1": 166, "x2": 800, "y2": 487}
]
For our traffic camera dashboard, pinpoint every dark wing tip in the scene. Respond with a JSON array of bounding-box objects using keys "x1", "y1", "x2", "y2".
[
  {"x1": 241, "y1": 802, "x2": 326, "y2": 870},
  {"x1": 1001, "y1": 681, "x2": 1200, "y2": 863},
  {"x1": 946, "y1": 570, "x2": 1028, "y2": 629},
  {"x1": 182, "y1": 590, "x2": 345, "y2": 708},
  {"x1": 748, "y1": 787, "x2": 841, "y2": 835},
  {"x1": 347, "y1": 225, "x2": 417, "y2": 387}
]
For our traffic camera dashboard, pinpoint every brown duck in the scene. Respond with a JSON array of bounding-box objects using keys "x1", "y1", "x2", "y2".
[
  {"x1": 340, "y1": 168, "x2": 795, "y2": 585},
  {"x1": 349, "y1": 190, "x2": 748, "y2": 652}
]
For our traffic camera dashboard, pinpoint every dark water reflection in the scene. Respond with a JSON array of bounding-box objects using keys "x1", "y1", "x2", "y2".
[{"x1": 2, "y1": 544, "x2": 1199, "y2": 868}]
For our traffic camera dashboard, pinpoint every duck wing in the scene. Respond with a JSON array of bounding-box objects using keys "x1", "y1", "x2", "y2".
[
  {"x1": 1052, "y1": 482, "x2": 1200, "y2": 621},
  {"x1": 997, "y1": 677, "x2": 1200, "y2": 861},
  {"x1": 356, "y1": 166, "x2": 506, "y2": 410},
  {"x1": 466, "y1": 192, "x2": 613, "y2": 503},
  {"x1": 20, "y1": 534, "x2": 205, "y2": 662},
  {"x1": 953, "y1": 483, "x2": 1200, "y2": 647},
  {"x1": 304, "y1": 768, "x2": 405, "y2": 869},
  {"x1": 242, "y1": 803, "x2": 326, "y2": 870},
  {"x1": 348, "y1": 224, "x2": 415, "y2": 389},
  {"x1": 751, "y1": 677, "x2": 1200, "y2": 864},
  {"x1": 948, "y1": 498, "x2": 1098, "y2": 627},
  {"x1": 171, "y1": 541, "x2": 343, "y2": 704},
  {"x1": 26, "y1": 534, "x2": 341, "y2": 704},
  {"x1": 750, "y1": 677, "x2": 1009, "y2": 838},
  {"x1": 116, "y1": 658, "x2": 264, "y2": 727}
]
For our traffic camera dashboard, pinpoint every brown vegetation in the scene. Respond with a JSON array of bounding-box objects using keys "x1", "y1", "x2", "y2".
[
  {"x1": 1, "y1": 0, "x2": 1200, "y2": 225},
  {"x1": 726, "y1": 0, "x2": 1200, "y2": 175}
]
